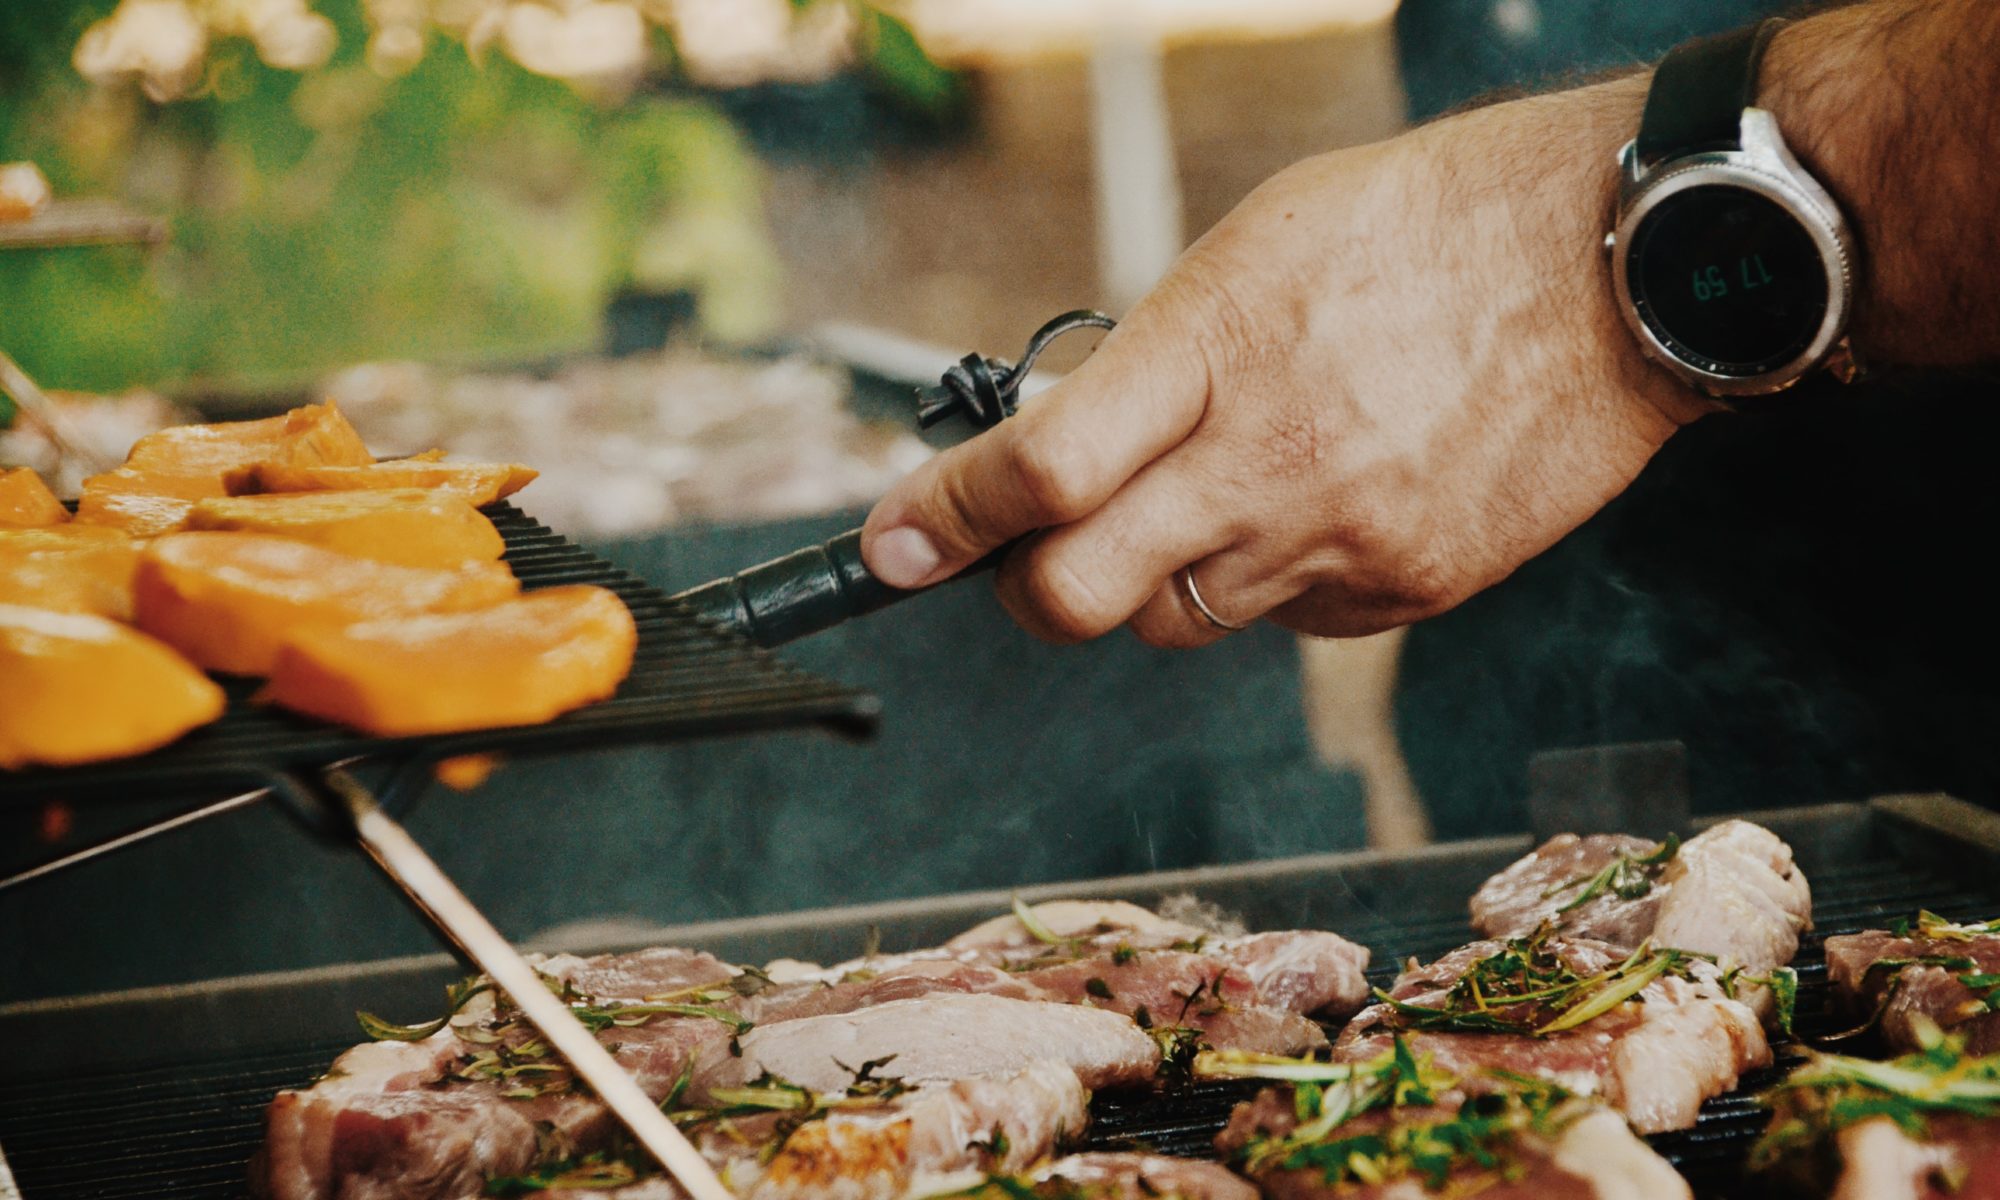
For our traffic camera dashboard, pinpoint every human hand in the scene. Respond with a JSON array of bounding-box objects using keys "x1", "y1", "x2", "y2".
[{"x1": 862, "y1": 76, "x2": 1710, "y2": 645}]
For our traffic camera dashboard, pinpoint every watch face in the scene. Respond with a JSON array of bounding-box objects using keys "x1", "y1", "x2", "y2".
[{"x1": 1626, "y1": 184, "x2": 1830, "y2": 377}]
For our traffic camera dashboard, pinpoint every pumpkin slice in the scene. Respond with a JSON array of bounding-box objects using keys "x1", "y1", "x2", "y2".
[
  {"x1": 184, "y1": 490, "x2": 505, "y2": 568},
  {"x1": 123, "y1": 401, "x2": 372, "y2": 477},
  {"x1": 0, "y1": 467, "x2": 68, "y2": 527},
  {"x1": 231, "y1": 454, "x2": 538, "y2": 506},
  {"x1": 0, "y1": 603, "x2": 225, "y2": 769},
  {"x1": 136, "y1": 533, "x2": 521, "y2": 675},
  {"x1": 73, "y1": 467, "x2": 230, "y2": 537},
  {"x1": 0, "y1": 526, "x2": 141, "y2": 619},
  {"x1": 263, "y1": 585, "x2": 636, "y2": 736}
]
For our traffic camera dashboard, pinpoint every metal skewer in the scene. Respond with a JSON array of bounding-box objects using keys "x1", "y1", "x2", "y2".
[{"x1": 326, "y1": 770, "x2": 734, "y2": 1200}]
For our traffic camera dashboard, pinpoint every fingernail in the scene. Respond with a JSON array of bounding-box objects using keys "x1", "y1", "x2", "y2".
[{"x1": 870, "y1": 526, "x2": 944, "y2": 589}]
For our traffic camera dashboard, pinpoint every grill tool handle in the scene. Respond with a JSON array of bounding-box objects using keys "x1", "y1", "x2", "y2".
[
  {"x1": 671, "y1": 309, "x2": 1113, "y2": 648},
  {"x1": 671, "y1": 531, "x2": 1008, "y2": 648}
]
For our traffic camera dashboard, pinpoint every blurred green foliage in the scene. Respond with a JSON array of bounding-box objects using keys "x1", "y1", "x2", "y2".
[{"x1": 0, "y1": 1, "x2": 949, "y2": 411}]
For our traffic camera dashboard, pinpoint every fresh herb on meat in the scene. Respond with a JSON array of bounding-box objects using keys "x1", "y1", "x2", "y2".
[
  {"x1": 728, "y1": 964, "x2": 776, "y2": 996},
  {"x1": 484, "y1": 1149, "x2": 645, "y2": 1196},
  {"x1": 1014, "y1": 895, "x2": 1069, "y2": 945},
  {"x1": 1202, "y1": 1042, "x2": 1577, "y2": 1187},
  {"x1": 1150, "y1": 1025, "x2": 1207, "y2": 1084},
  {"x1": 967, "y1": 1125, "x2": 1012, "y2": 1159},
  {"x1": 1111, "y1": 943, "x2": 1138, "y2": 966},
  {"x1": 1722, "y1": 966, "x2": 1801, "y2": 1035},
  {"x1": 1888, "y1": 910, "x2": 2000, "y2": 940},
  {"x1": 570, "y1": 1001, "x2": 754, "y2": 1035},
  {"x1": 1539, "y1": 834, "x2": 1679, "y2": 914},
  {"x1": 1754, "y1": 1024, "x2": 2000, "y2": 1173},
  {"x1": 1371, "y1": 929, "x2": 1701, "y2": 1036},
  {"x1": 356, "y1": 975, "x2": 491, "y2": 1042},
  {"x1": 1280, "y1": 1075, "x2": 1574, "y2": 1188}
]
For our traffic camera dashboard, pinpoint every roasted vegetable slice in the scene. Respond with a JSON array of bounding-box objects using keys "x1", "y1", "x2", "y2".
[
  {"x1": 0, "y1": 467, "x2": 68, "y2": 528},
  {"x1": 0, "y1": 603, "x2": 225, "y2": 769},
  {"x1": 122, "y1": 401, "x2": 372, "y2": 477},
  {"x1": 184, "y1": 489, "x2": 505, "y2": 568},
  {"x1": 233, "y1": 453, "x2": 538, "y2": 506},
  {"x1": 136, "y1": 533, "x2": 521, "y2": 675},
  {"x1": 262, "y1": 585, "x2": 636, "y2": 736},
  {"x1": 73, "y1": 467, "x2": 230, "y2": 537},
  {"x1": 0, "y1": 526, "x2": 140, "y2": 619}
]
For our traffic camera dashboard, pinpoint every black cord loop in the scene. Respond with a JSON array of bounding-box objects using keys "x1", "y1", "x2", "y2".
[{"x1": 915, "y1": 309, "x2": 1117, "y2": 430}]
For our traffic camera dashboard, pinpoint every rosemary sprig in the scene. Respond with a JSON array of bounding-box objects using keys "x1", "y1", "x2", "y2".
[
  {"x1": 357, "y1": 976, "x2": 491, "y2": 1042},
  {"x1": 1540, "y1": 835, "x2": 1680, "y2": 914},
  {"x1": 1720, "y1": 966, "x2": 1801, "y2": 1036},
  {"x1": 1889, "y1": 910, "x2": 2000, "y2": 941},
  {"x1": 1199, "y1": 1038, "x2": 1452, "y2": 1173},
  {"x1": 485, "y1": 1150, "x2": 645, "y2": 1196},
  {"x1": 1369, "y1": 931, "x2": 1699, "y2": 1038},
  {"x1": 1753, "y1": 1023, "x2": 2000, "y2": 1171},
  {"x1": 1200, "y1": 1040, "x2": 1578, "y2": 1186}
]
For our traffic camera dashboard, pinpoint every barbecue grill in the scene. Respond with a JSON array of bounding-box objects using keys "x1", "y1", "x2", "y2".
[{"x1": 4, "y1": 793, "x2": 1996, "y2": 1199}]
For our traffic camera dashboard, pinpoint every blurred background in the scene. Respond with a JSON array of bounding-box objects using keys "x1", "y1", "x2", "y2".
[{"x1": 21, "y1": 0, "x2": 1986, "y2": 1004}]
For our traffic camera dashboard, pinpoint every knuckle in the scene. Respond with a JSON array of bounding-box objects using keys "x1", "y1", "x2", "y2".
[
  {"x1": 1005, "y1": 425, "x2": 1096, "y2": 523},
  {"x1": 1023, "y1": 557, "x2": 1120, "y2": 642},
  {"x1": 1389, "y1": 546, "x2": 1461, "y2": 614}
]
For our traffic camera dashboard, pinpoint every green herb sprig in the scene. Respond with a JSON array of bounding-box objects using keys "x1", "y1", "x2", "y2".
[
  {"x1": 1540, "y1": 835, "x2": 1680, "y2": 914},
  {"x1": 1197, "y1": 1040, "x2": 1578, "y2": 1186},
  {"x1": 1753, "y1": 1023, "x2": 2000, "y2": 1171},
  {"x1": 1367, "y1": 930, "x2": 1700, "y2": 1037},
  {"x1": 1888, "y1": 910, "x2": 2000, "y2": 941}
]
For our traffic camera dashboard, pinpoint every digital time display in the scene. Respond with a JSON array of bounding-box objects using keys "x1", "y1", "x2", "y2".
[{"x1": 1627, "y1": 185, "x2": 1829, "y2": 376}]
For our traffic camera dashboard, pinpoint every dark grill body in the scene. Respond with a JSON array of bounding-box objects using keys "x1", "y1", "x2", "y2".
[{"x1": 2, "y1": 796, "x2": 1993, "y2": 1199}]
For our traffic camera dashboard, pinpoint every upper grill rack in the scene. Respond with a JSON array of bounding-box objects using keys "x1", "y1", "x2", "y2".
[
  {"x1": 0, "y1": 504, "x2": 879, "y2": 806},
  {"x1": 4, "y1": 848, "x2": 1992, "y2": 1200}
]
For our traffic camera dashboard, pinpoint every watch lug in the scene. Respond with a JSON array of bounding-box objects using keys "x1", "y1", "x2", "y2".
[
  {"x1": 1616, "y1": 139, "x2": 1646, "y2": 205},
  {"x1": 1737, "y1": 108, "x2": 1792, "y2": 170},
  {"x1": 1823, "y1": 337, "x2": 1864, "y2": 385}
]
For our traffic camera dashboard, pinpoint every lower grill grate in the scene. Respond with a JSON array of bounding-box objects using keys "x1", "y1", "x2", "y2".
[{"x1": 2, "y1": 858, "x2": 1993, "y2": 1198}]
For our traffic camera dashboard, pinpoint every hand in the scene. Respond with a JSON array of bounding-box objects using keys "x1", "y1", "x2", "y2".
[{"x1": 862, "y1": 76, "x2": 1709, "y2": 646}]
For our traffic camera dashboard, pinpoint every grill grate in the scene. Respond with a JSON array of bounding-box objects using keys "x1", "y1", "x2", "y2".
[
  {"x1": 0, "y1": 504, "x2": 878, "y2": 805},
  {"x1": 2, "y1": 856, "x2": 1992, "y2": 1199}
]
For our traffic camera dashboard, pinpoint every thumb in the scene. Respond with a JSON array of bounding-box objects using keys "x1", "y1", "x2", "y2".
[{"x1": 861, "y1": 318, "x2": 1211, "y2": 589}]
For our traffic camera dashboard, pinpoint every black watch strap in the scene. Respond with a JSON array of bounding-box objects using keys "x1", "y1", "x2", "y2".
[{"x1": 1636, "y1": 18, "x2": 1785, "y2": 164}]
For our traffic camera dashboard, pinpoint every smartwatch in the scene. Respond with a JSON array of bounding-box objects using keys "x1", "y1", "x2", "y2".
[{"x1": 1607, "y1": 20, "x2": 1858, "y2": 397}]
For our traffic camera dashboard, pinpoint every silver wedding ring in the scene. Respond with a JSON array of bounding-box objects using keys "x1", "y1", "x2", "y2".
[{"x1": 1181, "y1": 566, "x2": 1248, "y2": 633}]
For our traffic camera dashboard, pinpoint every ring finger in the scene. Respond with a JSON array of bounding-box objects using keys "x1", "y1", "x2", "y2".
[{"x1": 1125, "y1": 547, "x2": 1312, "y2": 649}]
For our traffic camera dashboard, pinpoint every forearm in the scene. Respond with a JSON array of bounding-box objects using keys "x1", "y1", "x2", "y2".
[{"x1": 1762, "y1": 0, "x2": 2000, "y2": 367}]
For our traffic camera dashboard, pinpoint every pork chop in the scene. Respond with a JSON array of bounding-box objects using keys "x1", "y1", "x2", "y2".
[{"x1": 1471, "y1": 820, "x2": 1811, "y2": 974}]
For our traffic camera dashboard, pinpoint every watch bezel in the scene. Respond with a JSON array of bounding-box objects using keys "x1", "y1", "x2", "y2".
[{"x1": 1608, "y1": 109, "x2": 1854, "y2": 397}]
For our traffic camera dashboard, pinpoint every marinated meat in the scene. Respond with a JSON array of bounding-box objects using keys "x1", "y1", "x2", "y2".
[
  {"x1": 1211, "y1": 1049, "x2": 1689, "y2": 1199},
  {"x1": 947, "y1": 900, "x2": 1212, "y2": 961},
  {"x1": 257, "y1": 952, "x2": 1061, "y2": 1200},
  {"x1": 258, "y1": 901, "x2": 1374, "y2": 1199},
  {"x1": 1335, "y1": 935, "x2": 1769, "y2": 1134},
  {"x1": 1825, "y1": 916, "x2": 2000, "y2": 1053},
  {"x1": 1754, "y1": 1038, "x2": 2000, "y2": 1200},
  {"x1": 1471, "y1": 820, "x2": 1811, "y2": 975},
  {"x1": 1015, "y1": 1153, "x2": 1260, "y2": 1200},
  {"x1": 1472, "y1": 832, "x2": 1667, "y2": 948},
  {"x1": 482, "y1": 1061, "x2": 1089, "y2": 1200},
  {"x1": 691, "y1": 993, "x2": 1161, "y2": 1098}
]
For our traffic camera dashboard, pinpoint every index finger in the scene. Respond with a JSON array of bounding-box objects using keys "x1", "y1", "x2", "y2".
[{"x1": 860, "y1": 323, "x2": 1210, "y2": 590}]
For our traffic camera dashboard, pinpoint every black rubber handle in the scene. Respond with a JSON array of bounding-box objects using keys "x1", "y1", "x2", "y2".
[
  {"x1": 669, "y1": 310, "x2": 1112, "y2": 649},
  {"x1": 671, "y1": 530, "x2": 1008, "y2": 648}
]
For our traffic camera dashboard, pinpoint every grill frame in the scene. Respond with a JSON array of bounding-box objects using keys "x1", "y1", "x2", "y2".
[
  {"x1": 0, "y1": 503, "x2": 879, "y2": 807},
  {"x1": 2, "y1": 794, "x2": 1995, "y2": 1198}
]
